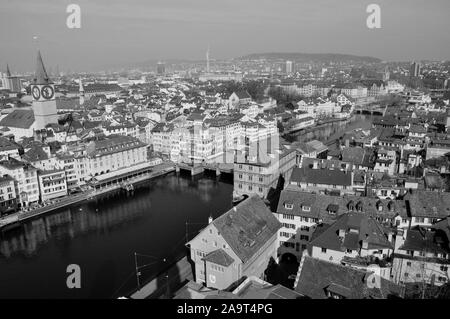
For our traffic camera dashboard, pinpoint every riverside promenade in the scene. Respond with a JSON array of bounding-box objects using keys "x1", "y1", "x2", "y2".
[{"x1": 0, "y1": 162, "x2": 175, "y2": 229}]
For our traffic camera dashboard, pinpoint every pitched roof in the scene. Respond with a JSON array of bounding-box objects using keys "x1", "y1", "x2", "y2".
[
  {"x1": 309, "y1": 212, "x2": 393, "y2": 252},
  {"x1": 34, "y1": 51, "x2": 52, "y2": 85},
  {"x1": 0, "y1": 109, "x2": 35, "y2": 129},
  {"x1": 203, "y1": 249, "x2": 235, "y2": 267},
  {"x1": 400, "y1": 226, "x2": 450, "y2": 255},
  {"x1": 295, "y1": 256, "x2": 402, "y2": 299},
  {"x1": 22, "y1": 145, "x2": 49, "y2": 162},
  {"x1": 233, "y1": 91, "x2": 252, "y2": 100},
  {"x1": 405, "y1": 190, "x2": 450, "y2": 219},
  {"x1": 277, "y1": 188, "x2": 407, "y2": 222},
  {"x1": 290, "y1": 166, "x2": 352, "y2": 187},
  {"x1": 212, "y1": 195, "x2": 281, "y2": 264},
  {"x1": 0, "y1": 136, "x2": 20, "y2": 152}
]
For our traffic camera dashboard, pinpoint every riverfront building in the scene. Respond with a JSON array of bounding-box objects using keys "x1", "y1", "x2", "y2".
[
  {"x1": 0, "y1": 158, "x2": 39, "y2": 207},
  {"x1": 187, "y1": 195, "x2": 281, "y2": 290},
  {"x1": 0, "y1": 175, "x2": 18, "y2": 215}
]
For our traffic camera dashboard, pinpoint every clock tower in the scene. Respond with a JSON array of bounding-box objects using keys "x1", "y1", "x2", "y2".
[{"x1": 31, "y1": 51, "x2": 58, "y2": 130}]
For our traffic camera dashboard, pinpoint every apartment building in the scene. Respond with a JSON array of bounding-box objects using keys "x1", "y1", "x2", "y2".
[
  {"x1": 233, "y1": 140, "x2": 296, "y2": 199},
  {"x1": 0, "y1": 158, "x2": 39, "y2": 207}
]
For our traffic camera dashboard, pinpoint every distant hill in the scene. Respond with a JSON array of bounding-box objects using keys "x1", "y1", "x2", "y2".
[{"x1": 238, "y1": 52, "x2": 381, "y2": 63}]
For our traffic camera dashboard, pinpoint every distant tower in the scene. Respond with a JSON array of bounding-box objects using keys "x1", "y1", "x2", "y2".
[
  {"x1": 410, "y1": 61, "x2": 421, "y2": 78},
  {"x1": 286, "y1": 60, "x2": 293, "y2": 74},
  {"x1": 383, "y1": 66, "x2": 390, "y2": 81},
  {"x1": 206, "y1": 46, "x2": 210, "y2": 73},
  {"x1": 3, "y1": 64, "x2": 22, "y2": 92},
  {"x1": 79, "y1": 78, "x2": 85, "y2": 105},
  {"x1": 156, "y1": 61, "x2": 166, "y2": 75},
  {"x1": 31, "y1": 51, "x2": 59, "y2": 130}
]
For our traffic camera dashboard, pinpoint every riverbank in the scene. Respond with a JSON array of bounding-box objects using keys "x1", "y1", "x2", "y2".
[{"x1": 0, "y1": 162, "x2": 176, "y2": 230}]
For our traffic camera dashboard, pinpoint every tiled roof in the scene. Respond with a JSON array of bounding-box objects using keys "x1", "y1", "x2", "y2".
[
  {"x1": 290, "y1": 166, "x2": 352, "y2": 187},
  {"x1": 233, "y1": 91, "x2": 252, "y2": 100},
  {"x1": 309, "y1": 212, "x2": 393, "y2": 252},
  {"x1": 0, "y1": 136, "x2": 20, "y2": 152},
  {"x1": 212, "y1": 195, "x2": 281, "y2": 264},
  {"x1": 203, "y1": 249, "x2": 234, "y2": 267},
  {"x1": 22, "y1": 145, "x2": 49, "y2": 162},
  {"x1": 295, "y1": 256, "x2": 402, "y2": 299},
  {"x1": 277, "y1": 188, "x2": 407, "y2": 221},
  {"x1": 86, "y1": 135, "x2": 147, "y2": 157},
  {"x1": 400, "y1": 226, "x2": 450, "y2": 255},
  {"x1": 405, "y1": 190, "x2": 450, "y2": 219},
  {"x1": 0, "y1": 109, "x2": 35, "y2": 129}
]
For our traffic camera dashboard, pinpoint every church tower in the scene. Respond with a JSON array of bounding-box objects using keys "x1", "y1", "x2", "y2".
[
  {"x1": 31, "y1": 51, "x2": 58, "y2": 130},
  {"x1": 79, "y1": 77, "x2": 85, "y2": 106}
]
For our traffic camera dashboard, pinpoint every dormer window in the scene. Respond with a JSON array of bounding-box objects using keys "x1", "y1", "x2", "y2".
[
  {"x1": 284, "y1": 202, "x2": 293, "y2": 210},
  {"x1": 302, "y1": 206, "x2": 311, "y2": 212}
]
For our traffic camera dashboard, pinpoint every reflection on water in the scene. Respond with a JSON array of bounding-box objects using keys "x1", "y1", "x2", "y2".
[
  {"x1": 0, "y1": 173, "x2": 233, "y2": 299},
  {"x1": 290, "y1": 114, "x2": 375, "y2": 145}
]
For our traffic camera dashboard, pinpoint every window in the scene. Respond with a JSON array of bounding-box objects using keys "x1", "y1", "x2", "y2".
[
  {"x1": 284, "y1": 203, "x2": 293, "y2": 210},
  {"x1": 283, "y1": 214, "x2": 294, "y2": 220},
  {"x1": 404, "y1": 273, "x2": 409, "y2": 278},
  {"x1": 347, "y1": 249, "x2": 353, "y2": 253},
  {"x1": 321, "y1": 248, "x2": 327, "y2": 253},
  {"x1": 406, "y1": 262, "x2": 412, "y2": 267},
  {"x1": 302, "y1": 206, "x2": 311, "y2": 212},
  {"x1": 440, "y1": 266, "x2": 448, "y2": 272},
  {"x1": 300, "y1": 235, "x2": 309, "y2": 241},
  {"x1": 300, "y1": 226, "x2": 310, "y2": 232},
  {"x1": 416, "y1": 274, "x2": 421, "y2": 278}
]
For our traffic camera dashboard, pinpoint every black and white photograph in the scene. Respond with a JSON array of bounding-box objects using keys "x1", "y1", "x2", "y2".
[{"x1": 0, "y1": 0, "x2": 450, "y2": 306}]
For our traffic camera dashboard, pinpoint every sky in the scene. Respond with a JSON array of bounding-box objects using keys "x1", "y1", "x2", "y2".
[{"x1": 0, "y1": 0, "x2": 449, "y2": 72}]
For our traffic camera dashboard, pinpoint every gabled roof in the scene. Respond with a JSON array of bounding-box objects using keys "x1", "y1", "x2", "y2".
[
  {"x1": 232, "y1": 91, "x2": 252, "y2": 100},
  {"x1": 405, "y1": 190, "x2": 450, "y2": 219},
  {"x1": 211, "y1": 195, "x2": 281, "y2": 264},
  {"x1": 290, "y1": 166, "x2": 352, "y2": 187},
  {"x1": 203, "y1": 249, "x2": 235, "y2": 267},
  {"x1": 309, "y1": 212, "x2": 393, "y2": 252},
  {"x1": 0, "y1": 109, "x2": 35, "y2": 129},
  {"x1": 400, "y1": 226, "x2": 450, "y2": 255},
  {"x1": 295, "y1": 256, "x2": 402, "y2": 299},
  {"x1": 22, "y1": 145, "x2": 49, "y2": 162}
]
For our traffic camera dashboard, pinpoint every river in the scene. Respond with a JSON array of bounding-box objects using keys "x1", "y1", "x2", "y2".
[
  {"x1": 0, "y1": 172, "x2": 233, "y2": 299},
  {"x1": 288, "y1": 114, "x2": 376, "y2": 147},
  {"x1": 0, "y1": 114, "x2": 376, "y2": 299}
]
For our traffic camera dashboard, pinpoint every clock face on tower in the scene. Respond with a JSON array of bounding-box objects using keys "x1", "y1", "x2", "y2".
[
  {"x1": 41, "y1": 85, "x2": 54, "y2": 100},
  {"x1": 32, "y1": 86, "x2": 40, "y2": 100}
]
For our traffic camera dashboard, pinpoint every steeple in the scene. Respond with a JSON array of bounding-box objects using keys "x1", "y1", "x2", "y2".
[
  {"x1": 6, "y1": 64, "x2": 11, "y2": 77},
  {"x1": 34, "y1": 51, "x2": 52, "y2": 85}
]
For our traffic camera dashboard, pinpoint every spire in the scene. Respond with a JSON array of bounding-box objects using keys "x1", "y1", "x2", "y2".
[
  {"x1": 6, "y1": 64, "x2": 11, "y2": 77},
  {"x1": 34, "y1": 50, "x2": 52, "y2": 84}
]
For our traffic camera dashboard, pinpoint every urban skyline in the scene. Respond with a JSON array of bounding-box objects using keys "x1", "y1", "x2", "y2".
[{"x1": 1, "y1": 0, "x2": 450, "y2": 72}]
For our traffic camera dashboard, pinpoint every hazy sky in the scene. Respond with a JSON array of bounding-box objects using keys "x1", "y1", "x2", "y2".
[{"x1": 1, "y1": 0, "x2": 449, "y2": 72}]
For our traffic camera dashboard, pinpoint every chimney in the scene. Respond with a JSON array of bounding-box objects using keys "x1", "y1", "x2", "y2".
[
  {"x1": 362, "y1": 239, "x2": 369, "y2": 250},
  {"x1": 313, "y1": 161, "x2": 318, "y2": 169},
  {"x1": 208, "y1": 215, "x2": 213, "y2": 224}
]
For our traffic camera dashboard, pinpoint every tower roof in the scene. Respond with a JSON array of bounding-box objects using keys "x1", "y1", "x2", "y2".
[
  {"x1": 6, "y1": 64, "x2": 11, "y2": 77},
  {"x1": 34, "y1": 51, "x2": 52, "y2": 85}
]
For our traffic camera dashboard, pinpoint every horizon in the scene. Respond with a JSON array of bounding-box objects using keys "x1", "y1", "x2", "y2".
[{"x1": 1, "y1": 0, "x2": 449, "y2": 73}]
